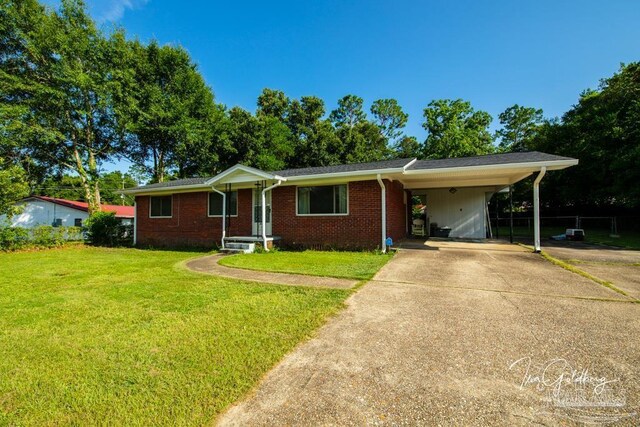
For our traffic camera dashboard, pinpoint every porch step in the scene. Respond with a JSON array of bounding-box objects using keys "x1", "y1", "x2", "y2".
[{"x1": 221, "y1": 242, "x2": 255, "y2": 254}]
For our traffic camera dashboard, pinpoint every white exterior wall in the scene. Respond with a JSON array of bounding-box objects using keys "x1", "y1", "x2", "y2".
[
  {"x1": 425, "y1": 187, "x2": 494, "y2": 239},
  {"x1": 0, "y1": 200, "x2": 89, "y2": 228}
]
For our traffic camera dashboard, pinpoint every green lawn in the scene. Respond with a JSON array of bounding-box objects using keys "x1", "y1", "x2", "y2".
[
  {"x1": 218, "y1": 250, "x2": 393, "y2": 280},
  {"x1": 496, "y1": 226, "x2": 640, "y2": 250},
  {"x1": 0, "y1": 246, "x2": 350, "y2": 425}
]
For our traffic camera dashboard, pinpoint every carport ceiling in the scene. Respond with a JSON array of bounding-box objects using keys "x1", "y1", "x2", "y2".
[{"x1": 396, "y1": 167, "x2": 536, "y2": 189}]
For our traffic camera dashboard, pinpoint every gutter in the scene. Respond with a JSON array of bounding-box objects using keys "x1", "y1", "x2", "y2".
[
  {"x1": 376, "y1": 174, "x2": 387, "y2": 253},
  {"x1": 261, "y1": 180, "x2": 282, "y2": 251},
  {"x1": 211, "y1": 187, "x2": 226, "y2": 249},
  {"x1": 402, "y1": 159, "x2": 578, "y2": 176}
]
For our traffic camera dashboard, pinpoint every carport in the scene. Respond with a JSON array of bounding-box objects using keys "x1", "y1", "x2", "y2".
[{"x1": 392, "y1": 152, "x2": 579, "y2": 251}]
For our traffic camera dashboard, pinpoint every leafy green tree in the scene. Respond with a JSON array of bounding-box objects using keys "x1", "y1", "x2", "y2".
[
  {"x1": 329, "y1": 95, "x2": 367, "y2": 128},
  {"x1": 0, "y1": 0, "x2": 134, "y2": 213},
  {"x1": 330, "y1": 95, "x2": 391, "y2": 163},
  {"x1": 224, "y1": 107, "x2": 294, "y2": 171},
  {"x1": 0, "y1": 159, "x2": 29, "y2": 217},
  {"x1": 257, "y1": 88, "x2": 290, "y2": 120},
  {"x1": 125, "y1": 40, "x2": 219, "y2": 182},
  {"x1": 370, "y1": 98, "x2": 408, "y2": 141},
  {"x1": 35, "y1": 175, "x2": 84, "y2": 200},
  {"x1": 336, "y1": 121, "x2": 390, "y2": 163},
  {"x1": 99, "y1": 171, "x2": 137, "y2": 205},
  {"x1": 394, "y1": 136, "x2": 422, "y2": 158},
  {"x1": 496, "y1": 104, "x2": 544, "y2": 152},
  {"x1": 288, "y1": 96, "x2": 342, "y2": 167},
  {"x1": 422, "y1": 99, "x2": 494, "y2": 159},
  {"x1": 531, "y1": 62, "x2": 640, "y2": 209}
]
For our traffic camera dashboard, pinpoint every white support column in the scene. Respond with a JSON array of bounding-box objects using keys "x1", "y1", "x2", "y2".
[
  {"x1": 533, "y1": 167, "x2": 547, "y2": 253},
  {"x1": 211, "y1": 187, "x2": 226, "y2": 249},
  {"x1": 133, "y1": 201, "x2": 137, "y2": 246},
  {"x1": 261, "y1": 180, "x2": 282, "y2": 251},
  {"x1": 377, "y1": 174, "x2": 387, "y2": 253}
]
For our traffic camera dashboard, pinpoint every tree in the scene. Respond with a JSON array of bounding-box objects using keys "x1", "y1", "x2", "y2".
[
  {"x1": 330, "y1": 95, "x2": 391, "y2": 163},
  {"x1": 257, "y1": 88, "x2": 290, "y2": 120},
  {"x1": 288, "y1": 96, "x2": 342, "y2": 167},
  {"x1": 394, "y1": 136, "x2": 421, "y2": 158},
  {"x1": 99, "y1": 171, "x2": 137, "y2": 205},
  {"x1": 422, "y1": 99, "x2": 494, "y2": 159},
  {"x1": 329, "y1": 95, "x2": 366, "y2": 128},
  {"x1": 495, "y1": 104, "x2": 544, "y2": 152},
  {"x1": 0, "y1": 159, "x2": 29, "y2": 218},
  {"x1": 125, "y1": 40, "x2": 219, "y2": 182},
  {"x1": 531, "y1": 62, "x2": 640, "y2": 209},
  {"x1": 224, "y1": 107, "x2": 294, "y2": 171},
  {"x1": 370, "y1": 98, "x2": 408, "y2": 142},
  {"x1": 0, "y1": 0, "x2": 135, "y2": 214}
]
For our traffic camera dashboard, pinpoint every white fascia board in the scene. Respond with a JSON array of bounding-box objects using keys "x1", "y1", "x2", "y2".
[
  {"x1": 205, "y1": 164, "x2": 285, "y2": 185},
  {"x1": 403, "y1": 159, "x2": 579, "y2": 176},
  {"x1": 283, "y1": 167, "x2": 408, "y2": 182}
]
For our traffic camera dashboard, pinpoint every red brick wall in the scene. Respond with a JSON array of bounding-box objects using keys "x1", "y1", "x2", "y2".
[
  {"x1": 135, "y1": 189, "x2": 252, "y2": 247},
  {"x1": 135, "y1": 180, "x2": 408, "y2": 249},
  {"x1": 385, "y1": 179, "x2": 408, "y2": 244},
  {"x1": 271, "y1": 179, "x2": 407, "y2": 250}
]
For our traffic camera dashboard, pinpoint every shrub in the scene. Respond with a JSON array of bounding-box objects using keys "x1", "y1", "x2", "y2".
[
  {"x1": 0, "y1": 225, "x2": 82, "y2": 251},
  {"x1": 32, "y1": 225, "x2": 65, "y2": 247},
  {"x1": 85, "y1": 212, "x2": 133, "y2": 247},
  {"x1": 0, "y1": 227, "x2": 30, "y2": 251}
]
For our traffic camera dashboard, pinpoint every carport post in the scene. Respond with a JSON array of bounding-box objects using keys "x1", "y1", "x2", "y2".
[
  {"x1": 509, "y1": 186, "x2": 513, "y2": 244},
  {"x1": 533, "y1": 167, "x2": 547, "y2": 253}
]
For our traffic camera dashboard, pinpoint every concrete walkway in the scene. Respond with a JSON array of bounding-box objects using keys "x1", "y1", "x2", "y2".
[
  {"x1": 186, "y1": 254, "x2": 358, "y2": 289},
  {"x1": 217, "y1": 242, "x2": 640, "y2": 426}
]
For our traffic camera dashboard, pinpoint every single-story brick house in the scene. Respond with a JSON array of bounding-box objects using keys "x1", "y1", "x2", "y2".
[{"x1": 124, "y1": 151, "x2": 578, "y2": 252}]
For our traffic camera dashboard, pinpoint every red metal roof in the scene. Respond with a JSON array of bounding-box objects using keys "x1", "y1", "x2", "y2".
[{"x1": 32, "y1": 196, "x2": 135, "y2": 218}]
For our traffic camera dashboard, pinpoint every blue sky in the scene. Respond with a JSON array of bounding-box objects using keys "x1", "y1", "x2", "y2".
[{"x1": 46, "y1": 0, "x2": 639, "y2": 172}]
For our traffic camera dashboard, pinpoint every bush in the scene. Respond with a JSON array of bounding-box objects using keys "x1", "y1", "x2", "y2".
[
  {"x1": 85, "y1": 212, "x2": 133, "y2": 247},
  {"x1": 0, "y1": 225, "x2": 82, "y2": 251},
  {"x1": 0, "y1": 226, "x2": 30, "y2": 251}
]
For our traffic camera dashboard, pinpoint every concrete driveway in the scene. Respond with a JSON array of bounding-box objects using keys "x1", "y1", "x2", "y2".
[
  {"x1": 218, "y1": 241, "x2": 640, "y2": 426},
  {"x1": 543, "y1": 241, "x2": 640, "y2": 301}
]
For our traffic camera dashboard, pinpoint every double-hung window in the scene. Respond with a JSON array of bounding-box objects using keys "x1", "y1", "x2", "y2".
[
  {"x1": 297, "y1": 184, "x2": 348, "y2": 215},
  {"x1": 150, "y1": 195, "x2": 172, "y2": 217},
  {"x1": 209, "y1": 191, "x2": 238, "y2": 216}
]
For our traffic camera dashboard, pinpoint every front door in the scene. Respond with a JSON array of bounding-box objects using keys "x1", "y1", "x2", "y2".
[{"x1": 252, "y1": 189, "x2": 272, "y2": 236}]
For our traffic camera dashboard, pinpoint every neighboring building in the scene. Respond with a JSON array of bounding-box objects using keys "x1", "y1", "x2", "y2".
[
  {"x1": 1, "y1": 196, "x2": 135, "y2": 228},
  {"x1": 123, "y1": 152, "x2": 578, "y2": 252}
]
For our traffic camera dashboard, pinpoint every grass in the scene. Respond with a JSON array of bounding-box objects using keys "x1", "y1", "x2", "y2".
[
  {"x1": 0, "y1": 246, "x2": 351, "y2": 425},
  {"x1": 218, "y1": 250, "x2": 393, "y2": 280},
  {"x1": 496, "y1": 226, "x2": 640, "y2": 250}
]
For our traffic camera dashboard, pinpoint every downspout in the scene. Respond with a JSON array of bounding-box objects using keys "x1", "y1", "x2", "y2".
[
  {"x1": 376, "y1": 174, "x2": 387, "y2": 253},
  {"x1": 262, "y1": 180, "x2": 282, "y2": 251},
  {"x1": 133, "y1": 201, "x2": 137, "y2": 246},
  {"x1": 533, "y1": 167, "x2": 547, "y2": 253},
  {"x1": 211, "y1": 187, "x2": 226, "y2": 250}
]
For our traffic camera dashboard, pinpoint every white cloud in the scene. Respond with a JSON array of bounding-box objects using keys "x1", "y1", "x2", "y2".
[{"x1": 91, "y1": 0, "x2": 149, "y2": 22}]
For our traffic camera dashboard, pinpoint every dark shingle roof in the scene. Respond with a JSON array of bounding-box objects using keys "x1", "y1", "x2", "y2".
[
  {"x1": 129, "y1": 152, "x2": 575, "y2": 191},
  {"x1": 407, "y1": 151, "x2": 575, "y2": 170},
  {"x1": 129, "y1": 177, "x2": 212, "y2": 191},
  {"x1": 272, "y1": 158, "x2": 414, "y2": 177}
]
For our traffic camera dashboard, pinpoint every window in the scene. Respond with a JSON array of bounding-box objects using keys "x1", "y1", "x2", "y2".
[
  {"x1": 297, "y1": 185, "x2": 348, "y2": 215},
  {"x1": 150, "y1": 195, "x2": 172, "y2": 217},
  {"x1": 74, "y1": 218, "x2": 83, "y2": 227},
  {"x1": 209, "y1": 191, "x2": 238, "y2": 216}
]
